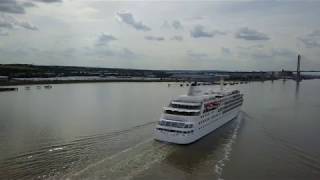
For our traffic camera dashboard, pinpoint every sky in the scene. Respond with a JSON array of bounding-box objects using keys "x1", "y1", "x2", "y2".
[{"x1": 0, "y1": 0, "x2": 320, "y2": 71}]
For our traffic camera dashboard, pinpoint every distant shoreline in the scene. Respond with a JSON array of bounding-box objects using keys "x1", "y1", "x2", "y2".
[
  {"x1": 0, "y1": 79, "x2": 266, "y2": 87},
  {"x1": 0, "y1": 79, "x2": 182, "y2": 86}
]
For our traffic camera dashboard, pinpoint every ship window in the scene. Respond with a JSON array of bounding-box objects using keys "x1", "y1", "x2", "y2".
[
  {"x1": 183, "y1": 124, "x2": 193, "y2": 128},
  {"x1": 165, "y1": 110, "x2": 200, "y2": 116},
  {"x1": 157, "y1": 128, "x2": 184, "y2": 133},
  {"x1": 176, "y1": 123, "x2": 184, "y2": 128},
  {"x1": 160, "y1": 121, "x2": 187, "y2": 128},
  {"x1": 170, "y1": 103, "x2": 201, "y2": 109}
]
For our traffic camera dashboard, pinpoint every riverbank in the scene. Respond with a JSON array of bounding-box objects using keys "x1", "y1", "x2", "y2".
[
  {"x1": 0, "y1": 87, "x2": 18, "y2": 91},
  {"x1": 0, "y1": 78, "x2": 257, "y2": 86},
  {"x1": 0, "y1": 79, "x2": 181, "y2": 86}
]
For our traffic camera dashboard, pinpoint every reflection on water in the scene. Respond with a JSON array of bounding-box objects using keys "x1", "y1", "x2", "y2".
[
  {"x1": 165, "y1": 118, "x2": 240, "y2": 171},
  {"x1": 68, "y1": 117, "x2": 242, "y2": 180},
  {"x1": 295, "y1": 81, "x2": 300, "y2": 100},
  {"x1": 1, "y1": 80, "x2": 320, "y2": 179}
]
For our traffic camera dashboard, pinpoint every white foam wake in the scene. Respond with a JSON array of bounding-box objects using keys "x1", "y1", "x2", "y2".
[
  {"x1": 214, "y1": 113, "x2": 242, "y2": 180},
  {"x1": 70, "y1": 138, "x2": 153, "y2": 178}
]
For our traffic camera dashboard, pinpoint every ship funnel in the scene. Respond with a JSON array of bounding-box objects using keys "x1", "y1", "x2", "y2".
[{"x1": 188, "y1": 82, "x2": 199, "y2": 96}]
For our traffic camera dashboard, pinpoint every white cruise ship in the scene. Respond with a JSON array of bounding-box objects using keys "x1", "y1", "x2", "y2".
[{"x1": 154, "y1": 82, "x2": 243, "y2": 144}]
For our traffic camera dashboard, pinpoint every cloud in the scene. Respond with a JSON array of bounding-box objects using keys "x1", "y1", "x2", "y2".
[
  {"x1": 16, "y1": 20, "x2": 38, "y2": 30},
  {"x1": 235, "y1": 27, "x2": 270, "y2": 41},
  {"x1": 187, "y1": 50, "x2": 209, "y2": 60},
  {"x1": 161, "y1": 20, "x2": 170, "y2": 29},
  {"x1": 88, "y1": 45, "x2": 139, "y2": 59},
  {"x1": 118, "y1": 48, "x2": 138, "y2": 59},
  {"x1": 0, "y1": 14, "x2": 37, "y2": 31},
  {"x1": 32, "y1": 0, "x2": 62, "y2": 3},
  {"x1": 161, "y1": 20, "x2": 183, "y2": 30},
  {"x1": 0, "y1": 0, "x2": 25, "y2": 14},
  {"x1": 186, "y1": 16, "x2": 205, "y2": 21},
  {"x1": 0, "y1": 0, "x2": 59, "y2": 35},
  {"x1": 250, "y1": 49, "x2": 296, "y2": 61},
  {"x1": 221, "y1": 47, "x2": 231, "y2": 55},
  {"x1": 0, "y1": 0, "x2": 60, "y2": 14},
  {"x1": 172, "y1": 20, "x2": 183, "y2": 30},
  {"x1": 171, "y1": 35, "x2": 183, "y2": 41},
  {"x1": 145, "y1": 35, "x2": 165, "y2": 41},
  {"x1": 239, "y1": 47, "x2": 296, "y2": 60},
  {"x1": 95, "y1": 33, "x2": 117, "y2": 46},
  {"x1": 21, "y1": 2, "x2": 37, "y2": 8},
  {"x1": 116, "y1": 12, "x2": 151, "y2": 31},
  {"x1": 190, "y1": 25, "x2": 226, "y2": 38},
  {"x1": 271, "y1": 49, "x2": 296, "y2": 58},
  {"x1": 0, "y1": 18, "x2": 14, "y2": 29},
  {"x1": 60, "y1": 48, "x2": 76, "y2": 57},
  {"x1": 298, "y1": 30, "x2": 320, "y2": 48},
  {"x1": 0, "y1": 29, "x2": 8, "y2": 36}
]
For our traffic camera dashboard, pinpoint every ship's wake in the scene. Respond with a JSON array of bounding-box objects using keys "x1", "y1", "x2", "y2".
[
  {"x1": 67, "y1": 139, "x2": 174, "y2": 180},
  {"x1": 1, "y1": 114, "x2": 247, "y2": 180},
  {"x1": 214, "y1": 112, "x2": 243, "y2": 180},
  {"x1": 0, "y1": 121, "x2": 157, "y2": 180}
]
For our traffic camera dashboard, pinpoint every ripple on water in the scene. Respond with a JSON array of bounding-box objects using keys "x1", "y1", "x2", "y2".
[
  {"x1": 0, "y1": 121, "x2": 156, "y2": 179},
  {"x1": 214, "y1": 113, "x2": 242, "y2": 180}
]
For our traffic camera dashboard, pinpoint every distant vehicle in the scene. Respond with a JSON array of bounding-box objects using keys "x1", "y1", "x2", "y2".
[
  {"x1": 154, "y1": 82, "x2": 243, "y2": 144},
  {"x1": 0, "y1": 87, "x2": 18, "y2": 92},
  {"x1": 44, "y1": 85, "x2": 52, "y2": 89}
]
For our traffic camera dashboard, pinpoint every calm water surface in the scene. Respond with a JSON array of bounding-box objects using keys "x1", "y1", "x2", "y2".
[{"x1": 0, "y1": 80, "x2": 319, "y2": 179}]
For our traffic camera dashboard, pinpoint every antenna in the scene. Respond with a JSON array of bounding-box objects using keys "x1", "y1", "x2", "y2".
[
  {"x1": 216, "y1": 75, "x2": 228, "y2": 92},
  {"x1": 220, "y1": 76, "x2": 224, "y2": 91}
]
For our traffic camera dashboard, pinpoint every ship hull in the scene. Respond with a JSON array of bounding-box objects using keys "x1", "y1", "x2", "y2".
[{"x1": 154, "y1": 107, "x2": 241, "y2": 144}]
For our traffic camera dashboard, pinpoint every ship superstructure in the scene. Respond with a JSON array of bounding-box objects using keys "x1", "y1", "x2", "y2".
[{"x1": 154, "y1": 83, "x2": 243, "y2": 144}]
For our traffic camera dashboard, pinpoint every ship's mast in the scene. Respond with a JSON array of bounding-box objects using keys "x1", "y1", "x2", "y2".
[
  {"x1": 220, "y1": 76, "x2": 224, "y2": 92},
  {"x1": 187, "y1": 82, "x2": 197, "y2": 96},
  {"x1": 217, "y1": 75, "x2": 228, "y2": 92}
]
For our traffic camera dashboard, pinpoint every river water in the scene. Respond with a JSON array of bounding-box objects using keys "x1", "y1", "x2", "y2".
[{"x1": 0, "y1": 80, "x2": 319, "y2": 180}]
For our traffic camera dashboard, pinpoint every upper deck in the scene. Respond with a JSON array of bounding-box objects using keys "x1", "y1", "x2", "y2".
[{"x1": 162, "y1": 88, "x2": 241, "y2": 118}]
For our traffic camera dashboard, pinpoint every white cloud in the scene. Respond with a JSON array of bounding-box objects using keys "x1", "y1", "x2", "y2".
[
  {"x1": 0, "y1": 14, "x2": 37, "y2": 32},
  {"x1": 145, "y1": 36, "x2": 165, "y2": 41},
  {"x1": 172, "y1": 20, "x2": 183, "y2": 30},
  {"x1": 171, "y1": 35, "x2": 183, "y2": 41},
  {"x1": 0, "y1": 0, "x2": 25, "y2": 14},
  {"x1": 0, "y1": 28, "x2": 9, "y2": 36},
  {"x1": 187, "y1": 50, "x2": 209, "y2": 60},
  {"x1": 95, "y1": 33, "x2": 117, "y2": 46},
  {"x1": 298, "y1": 30, "x2": 320, "y2": 48},
  {"x1": 116, "y1": 12, "x2": 151, "y2": 31},
  {"x1": 235, "y1": 27, "x2": 270, "y2": 41},
  {"x1": 0, "y1": 1, "x2": 319, "y2": 70},
  {"x1": 190, "y1": 25, "x2": 226, "y2": 38},
  {"x1": 32, "y1": 0, "x2": 62, "y2": 3}
]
